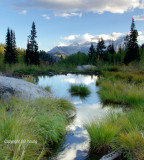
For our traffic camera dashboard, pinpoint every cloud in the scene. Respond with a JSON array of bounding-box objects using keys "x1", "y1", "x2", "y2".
[
  {"x1": 62, "y1": 35, "x2": 80, "y2": 40},
  {"x1": 19, "y1": 10, "x2": 27, "y2": 15},
  {"x1": 42, "y1": 14, "x2": 51, "y2": 20},
  {"x1": 13, "y1": 0, "x2": 142, "y2": 14},
  {"x1": 55, "y1": 12, "x2": 82, "y2": 18},
  {"x1": 61, "y1": 32, "x2": 127, "y2": 44},
  {"x1": 58, "y1": 31, "x2": 144, "y2": 46},
  {"x1": 134, "y1": 14, "x2": 144, "y2": 21},
  {"x1": 139, "y1": 0, "x2": 144, "y2": 8},
  {"x1": 138, "y1": 35, "x2": 144, "y2": 41},
  {"x1": 61, "y1": 33, "x2": 95, "y2": 44},
  {"x1": 57, "y1": 42, "x2": 69, "y2": 46}
]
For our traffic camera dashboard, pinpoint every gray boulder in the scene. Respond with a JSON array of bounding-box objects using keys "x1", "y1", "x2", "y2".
[
  {"x1": 0, "y1": 76, "x2": 50, "y2": 101},
  {"x1": 77, "y1": 65, "x2": 96, "y2": 71}
]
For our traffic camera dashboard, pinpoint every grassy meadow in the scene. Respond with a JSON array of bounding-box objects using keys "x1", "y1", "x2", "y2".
[
  {"x1": 86, "y1": 66, "x2": 144, "y2": 160},
  {"x1": 0, "y1": 97, "x2": 75, "y2": 159}
]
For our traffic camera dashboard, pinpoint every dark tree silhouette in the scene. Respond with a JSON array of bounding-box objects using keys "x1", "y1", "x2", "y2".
[
  {"x1": 4, "y1": 28, "x2": 17, "y2": 64},
  {"x1": 88, "y1": 43, "x2": 96, "y2": 64},
  {"x1": 11, "y1": 30, "x2": 18, "y2": 63},
  {"x1": 96, "y1": 38, "x2": 106, "y2": 60},
  {"x1": 25, "y1": 22, "x2": 40, "y2": 65},
  {"x1": 124, "y1": 18, "x2": 139, "y2": 64}
]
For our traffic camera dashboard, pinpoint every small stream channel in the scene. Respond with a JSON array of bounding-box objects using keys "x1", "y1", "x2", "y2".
[{"x1": 36, "y1": 74, "x2": 122, "y2": 160}]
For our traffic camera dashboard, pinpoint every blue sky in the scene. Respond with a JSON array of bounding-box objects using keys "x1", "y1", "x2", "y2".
[{"x1": 0, "y1": 0, "x2": 144, "y2": 51}]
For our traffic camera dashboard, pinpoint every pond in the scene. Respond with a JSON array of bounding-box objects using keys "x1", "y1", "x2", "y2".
[{"x1": 36, "y1": 74, "x2": 122, "y2": 160}]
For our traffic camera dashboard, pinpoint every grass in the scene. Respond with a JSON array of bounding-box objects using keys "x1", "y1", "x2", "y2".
[
  {"x1": 22, "y1": 76, "x2": 35, "y2": 84},
  {"x1": 86, "y1": 114, "x2": 120, "y2": 154},
  {"x1": 1, "y1": 63, "x2": 78, "y2": 74},
  {"x1": 0, "y1": 97, "x2": 75, "y2": 159},
  {"x1": 69, "y1": 84, "x2": 90, "y2": 97},
  {"x1": 86, "y1": 69, "x2": 144, "y2": 160},
  {"x1": 96, "y1": 71, "x2": 144, "y2": 108},
  {"x1": 44, "y1": 86, "x2": 51, "y2": 92},
  {"x1": 86, "y1": 111, "x2": 144, "y2": 160}
]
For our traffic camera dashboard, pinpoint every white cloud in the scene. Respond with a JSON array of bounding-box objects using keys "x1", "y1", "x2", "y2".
[
  {"x1": 134, "y1": 14, "x2": 144, "y2": 21},
  {"x1": 61, "y1": 33, "x2": 95, "y2": 44},
  {"x1": 139, "y1": 0, "x2": 144, "y2": 8},
  {"x1": 55, "y1": 12, "x2": 82, "y2": 18},
  {"x1": 61, "y1": 32, "x2": 127, "y2": 44},
  {"x1": 42, "y1": 14, "x2": 51, "y2": 20},
  {"x1": 57, "y1": 42, "x2": 69, "y2": 46},
  {"x1": 14, "y1": 0, "x2": 142, "y2": 14},
  {"x1": 58, "y1": 31, "x2": 144, "y2": 47},
  {"x1": 62, "y1": 35, "x2": 80, "y2": 40},
  {"x1": 19, "y1": 10, "x2": 27, "y2": 15},
  {"x1": 94, "y1": 32, "x2": 125, "y2": 41},
  {"x1": 138, "y1": 35, "x2": 144, "y2": 41}
]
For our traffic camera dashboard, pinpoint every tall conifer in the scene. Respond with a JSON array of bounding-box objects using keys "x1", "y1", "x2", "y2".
[
  {"x1": 88, "y1": 43, "x2": 96, "y2": 64},
  {"x1": 4, "y1": 28, "x2": 18, "y2": 64},
  {"x1": 124, "y1": 18, "x2": 139, "y2": 64},
  {"x1": 25, "y1": 22, "x2": 40, "y2": 65},
  {"x1": 96, "y1": 38, "x2": 106, "y2": 60}
]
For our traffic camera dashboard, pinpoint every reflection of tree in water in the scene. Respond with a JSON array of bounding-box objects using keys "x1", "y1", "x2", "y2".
[{"x1": 34, "y1": 76, "x2": 39, "y2": 84}]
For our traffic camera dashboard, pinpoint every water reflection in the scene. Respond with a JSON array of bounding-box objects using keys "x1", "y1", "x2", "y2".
[{"x1": 36, "y1": 74, "x2": 122, "y2": 160}]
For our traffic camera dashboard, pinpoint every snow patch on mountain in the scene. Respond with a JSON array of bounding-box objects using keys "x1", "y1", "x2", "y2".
[{"x1": 48, "y1": 36, "x2": 126, "y2": 55}]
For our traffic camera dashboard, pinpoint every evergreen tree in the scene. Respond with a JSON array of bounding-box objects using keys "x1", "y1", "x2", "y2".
[
  {"x1": 4, "y1": 28, "x2": 11, "y2": 63},
  {"x1": 124, "y1": 18, "x2": 139, "y2": 64},
  {"x1": 11, "y1": 30, "x2": 18, "y2": 63},
  {"x1": 107, "y1": 43, "x2": 115, "y2": 55},
  {"x1": 106, "y1": 42, "x2": 115, "y2": 63},
  {"x1": 88, "y1": 43, "x2": 96, "y2": 64},
  {"x1": 25, "y1": 38, "x2": 31, "y2": 64},
  {"x1": 118, "y1": 45, "x2": 122, "y2": 54},
  {"x1": 4, "y1": 28, "x2": 17, "y2": 64},
  {"x1": 25, "y1": 22, "x2": 40, "y2": 65},
  {"x1": 96, "y1": 38, "x2": 106, "y2": 60}
]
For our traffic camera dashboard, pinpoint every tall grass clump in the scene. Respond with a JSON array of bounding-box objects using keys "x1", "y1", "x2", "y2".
[
  {"x1": 86, "y1": 116, "x2": 119, "y2": 154},
  {"x1": 69, "y1": 84, "x2": 90, "y2": 97},
  {"x1": 90, "y1": 69, "x2": 144, "y2": 159},
  {"x1": 0, "y1": 97, "x2": 75, "y2": 159},
  {"x1": 97, "y1": 72, "x2": 144, "y2": 108},
  {"x1": 86, "y1": 111, "x2": 144, "y2": 160}
]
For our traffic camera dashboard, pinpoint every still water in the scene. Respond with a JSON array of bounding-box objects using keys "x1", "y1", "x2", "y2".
[{"x1": 36, "y1": 74, "x2": 122, "y2": 160}]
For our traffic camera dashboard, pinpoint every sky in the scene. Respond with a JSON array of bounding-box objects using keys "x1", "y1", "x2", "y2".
[{"x1": 0, "y1": 0, "x2": 144, "y2": 51}]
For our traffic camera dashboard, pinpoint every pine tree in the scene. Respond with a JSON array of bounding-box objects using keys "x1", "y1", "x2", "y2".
[
  {"x1": 96, "y1": 38, "x2": 106, "y2": 60},
  {"x1": 25, "y1": 38, "x2": 31, "y2": 64},
  {"x1": 25, "y1": 22, "x2": 40, "y2": 65},
  {"x1": 11, "y1": 30, "x2": 18, "y2": 63},
  {"x1": 106, "y1": 42, "x2": 115, "y2": 63},
  {"x1": 4, "y1": 28, "x2": 11, "y2": 64},
  {"x1": 88, "y1": 43, "x2": 96, "y2": 64},
  {"x1": 124, "y1": 18, "x2": 139, "y2": 64},
  {"x1": 107, "y1": 43, "x2": 115, "y2": 55},
  {"x1": 4, "y1": 28, "x2": 18, "y2": 64}
]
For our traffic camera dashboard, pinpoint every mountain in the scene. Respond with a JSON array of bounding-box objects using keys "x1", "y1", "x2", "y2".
[{"x1": 48, "y1": 37, "x2": 126, "y2": 56}]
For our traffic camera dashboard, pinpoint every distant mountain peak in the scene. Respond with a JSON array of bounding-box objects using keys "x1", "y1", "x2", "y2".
[{"x1": 48, "y1": 37, "x2": 126, "y2": 55}]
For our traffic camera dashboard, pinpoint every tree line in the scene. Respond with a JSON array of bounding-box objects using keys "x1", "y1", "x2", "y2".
[
  {"x1": 2, "y1": 22, "x2": 54, "y2": 66},
  {"x1": 1, "y1": 18, "x2": 144, "y2": 68},
  {"x1": 87, "y1": 18, "x2": 141, "y2": 65}
]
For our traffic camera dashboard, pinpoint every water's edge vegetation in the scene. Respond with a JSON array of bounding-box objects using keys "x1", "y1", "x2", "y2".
[
  {"x1": 0, "y1": 97, "x2": 75, "y2": 159},
  {"x1": 0, "y1": 17, "x2": 144, "y2": 160},
  {"x1": 86, "y1": 69, "x2": 144, "y2": 160},
  {"x1": 69, "y1": 84, "x2": 90, "y2": 97}
]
